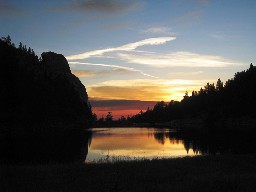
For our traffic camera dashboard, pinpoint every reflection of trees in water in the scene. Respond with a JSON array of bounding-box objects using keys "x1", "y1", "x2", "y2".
[
  {"x1": 169, "y1": 138, "x2": 181, "y2": 145},
  {"x1": 0, "y1": 129, "x2": 93, "y2": 164},
  {"x1": 153, "y1": 128, "x2": 256, "y2": 155},
  {"x1": 80, "y1": 130, "x2": 92, "y2": 162},
  {"x1": 153, "y1": 131, "x2": 166, "y2": 144},
  {"x1": 169, "y1": 131, "x2": 231, "y2": 155}
]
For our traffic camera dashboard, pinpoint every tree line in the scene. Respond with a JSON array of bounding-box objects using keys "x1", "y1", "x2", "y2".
[{"x1": 129, "y1": 64, "x2": 256, "y2": 128}]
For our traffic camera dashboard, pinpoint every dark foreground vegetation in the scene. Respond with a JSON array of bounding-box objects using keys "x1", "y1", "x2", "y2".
[{"x1": 1, "y1": 155, "x2": 256, "y2": 192}]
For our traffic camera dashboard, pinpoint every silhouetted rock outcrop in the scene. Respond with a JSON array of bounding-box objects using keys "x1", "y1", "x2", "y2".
[
  {"x1": 0, "y1": 37, "x2": 92, "y2": 127},
  {"x1": 0, "y1": 36, "x2": 92, "y2": 163},
  {"x1": 41, "y1": 52, "x2": 71, "y2": 74}
]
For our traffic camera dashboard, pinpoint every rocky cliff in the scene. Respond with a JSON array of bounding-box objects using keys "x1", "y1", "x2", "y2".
[
  {"x1": 0, "y1": 38, "x2": 92, "y2": 127},
  {"x1": 41, "y1": 52, "x2": 89, "y2": 108},
  {"x1": 41, "y1": 52, "x2": 71, "y2": 74},
  {"x1": 0, "y1": 36, "x2": 93, "y2": 163}
]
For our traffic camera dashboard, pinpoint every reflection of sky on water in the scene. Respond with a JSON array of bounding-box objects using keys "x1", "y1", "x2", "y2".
[{"x1": 86, "y1": 128, "x2": 199, "y2": 162}]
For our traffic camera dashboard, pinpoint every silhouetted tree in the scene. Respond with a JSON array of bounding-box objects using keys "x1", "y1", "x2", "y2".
[
  {"x1": 120, "y1": 116, "x2": 126, "y2": 121},
  {"x1": 216, "y1": 78, "x2": 223, "y2": 91},
  {"x1": 18, "y1": 42, "x2": 22, "y2": 50},
  {"x1": 28, "y1": 47, "x2": 32, "y2": 54},
  {"x1": 105, "y1": 112, "x2": 113, "y2": 125},
  {"x1": 1, "y1": 35, "x2": 11, "y2": 45},
  {"x1": 249, "y1": 63, "x2": 253, "y2": 70},
  {"x1": 183, "y1": 91, "x2": 189, "y2": 100}
]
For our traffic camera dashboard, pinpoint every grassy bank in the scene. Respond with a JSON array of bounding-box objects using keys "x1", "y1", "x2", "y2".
[{"x1": 1, "y1": 155, "x2": 256, "y2": 192}]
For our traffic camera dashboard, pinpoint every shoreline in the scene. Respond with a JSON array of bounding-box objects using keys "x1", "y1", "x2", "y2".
[{"x1": 2, "y1": 154, "x2": 256, "y2": 192}]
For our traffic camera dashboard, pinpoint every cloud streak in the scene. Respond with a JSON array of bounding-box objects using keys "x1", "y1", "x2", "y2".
[
  {"x1": 66, "y1": 37, "x2": 176, "y2": 60},
  {"x1": 168, "y1": 71, "x2": 204, "y2": 76},
  {"x1": 141, "y1": 27, "x2": 173, "y2": 35},
  {"x1": 67, "y1": 36, "x2": 240, "y2": 68},
  {"x1": 69, "y1": 61, "x2": 157, "y2": 78},
  {"x1": 87, "y1": 78, "x2": 207, "y2": 101},
  {"x1": 71, "y1": 68, "x2": 145, "y2": 78},
  {"x1": 118, "y1": 51, "x2": 241, "y2": 68},
  {"x1": 71, "y1": 70, "x2": 95, "y2": 77}
]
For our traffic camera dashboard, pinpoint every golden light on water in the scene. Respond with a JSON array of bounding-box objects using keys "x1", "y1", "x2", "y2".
[{"x1": 86, "y1": 128, "x2": 199, "y2": 162}]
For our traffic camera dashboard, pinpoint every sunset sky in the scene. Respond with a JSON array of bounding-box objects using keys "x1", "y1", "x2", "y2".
[{"x1": 1, "y1": 0, "x2": 256, "y2": 118}]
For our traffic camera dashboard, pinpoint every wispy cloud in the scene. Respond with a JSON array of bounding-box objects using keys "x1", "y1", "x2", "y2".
[
  {"x1": 88, "y1": 85, "x2": 166, "y2": 101},
  {"x1": 67, "y1": 36, "x2": 240, "y2": 68},
  {"x1": 69, "y1": 61, "x2": 157, "y2": 78},
  {"x1": 88, "y1": 79, "x2": 206, "y2": 101},
  {"x1": 71, "y1": 68, "x2": 146, "y2": 78},
  {"x1": 71, "y1": 70, "x2": 95, "y2": 77},
  {"x1": 141, "y1": 27, "x2": 173, "y2": 35},
  {"x1": 93, "y1": 79, "x2": 203, "y2": 88},
  {"x1": 66, "y1": 37, "x2": 176, "y2": 60},
  {"x1": 168, "y1": 71, "x2": 204, "y2": 76},
  {"x1": 118, "y1": 51, "x2": 242, "y2": 68}
]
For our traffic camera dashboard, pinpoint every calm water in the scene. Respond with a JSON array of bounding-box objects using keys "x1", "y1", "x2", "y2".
[{"x1": 85, "y1": 127, "x2": 200, "y2": 162}]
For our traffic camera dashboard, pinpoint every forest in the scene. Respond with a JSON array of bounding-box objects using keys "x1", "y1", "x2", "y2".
[
  {"x1": 93, "y1": 63, "x2": 256, "y2": 129},
  {"x1": 127, "y1": 63, "x2": 256, "y2": 130}
]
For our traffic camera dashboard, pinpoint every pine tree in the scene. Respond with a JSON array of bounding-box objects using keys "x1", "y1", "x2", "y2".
[
  {"x1": 216, "y1": 78, "x2": 223, "y2": 91},
  {"x1": 1, "y1": 35, "x2": 12, "y2": 45},
  {"x1": 28, "y1": 47, "x2": 32, "y2": 54},
  {"x1": 18, "y1": 42, "x2": 23, "y2": 50},
  {"x1": 183, "y1": 91, "x2": 189, "y2": 100}
]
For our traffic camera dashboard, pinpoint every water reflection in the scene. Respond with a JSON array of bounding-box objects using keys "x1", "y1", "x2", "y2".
[
  {"x1": 85, "y1": 128, "x2": 197, "y2": 162},
  {"x1": 80, "y1": 130, "x2": 92, "y2": 162},
  {"x1": 84, "y1": 127, "x2": 256, "y2": 162},
  {"x1": 0, "y1": 129, "x2": 93, "y2": 164}
]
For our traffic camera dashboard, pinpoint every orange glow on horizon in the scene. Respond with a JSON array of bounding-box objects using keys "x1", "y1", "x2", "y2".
[
  {"x1": 90, "y1": 100, "x2": 157, "y2": 119},
  {"x1": 87, "y1": 78, "x2": 206, "y2": 103},
  {"x1": 92, "y1": 109, "x2": 145, "y2": 119},
  {"x1": 88, "y1": 79, "x2": 208, "y2": 119}
]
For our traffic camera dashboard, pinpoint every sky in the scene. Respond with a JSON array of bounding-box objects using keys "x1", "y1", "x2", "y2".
[{"x1": 1, "y1": 0, "x2": 256, "y2": 119}]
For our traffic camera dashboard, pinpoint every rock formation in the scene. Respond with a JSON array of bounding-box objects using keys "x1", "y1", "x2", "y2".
[
  {"x1": 41, "y1": 52, "x2": 71, "y2": 74},
  {"x1": 0, "y1": 37, "x2": 92, "y2": 127},
  {"x1": 0, "y1": 36, "x2": 93, "y2": 163}
]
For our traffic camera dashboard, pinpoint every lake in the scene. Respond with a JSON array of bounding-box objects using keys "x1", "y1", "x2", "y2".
[{"x1": 85, "y1": 127, "x2": 200, "y2": 162}]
